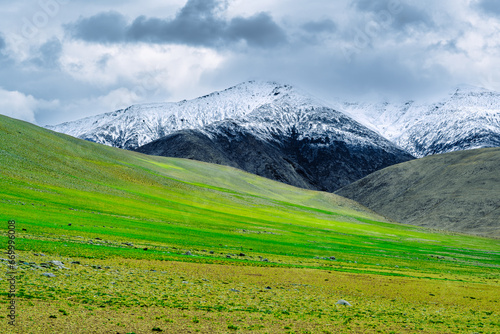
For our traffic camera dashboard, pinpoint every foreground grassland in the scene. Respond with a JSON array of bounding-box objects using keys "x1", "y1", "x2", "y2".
[{"x1": 1, "y1": 115, "x2": 499, "y2": 333}]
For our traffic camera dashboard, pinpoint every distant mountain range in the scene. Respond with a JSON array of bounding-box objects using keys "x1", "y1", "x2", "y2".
[
  {"x1": 341, "y1": 85, "x2": 500, "y2": 158},
  {"x1": 47, "y1": 81, "x2": 500, "y2": 191}
]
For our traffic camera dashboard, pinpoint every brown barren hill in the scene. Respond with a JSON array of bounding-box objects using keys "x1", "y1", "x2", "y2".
[{"x1": 336, "y1": 148, "x2": 500, "y2": 237}]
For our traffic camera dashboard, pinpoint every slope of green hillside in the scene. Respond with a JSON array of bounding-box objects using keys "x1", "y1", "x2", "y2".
[
  {"x1": 0, "y1": 115, "x2": 499, "y2": 333},
  {"x1": 336, "y1": 148, "x2": 500, "y2": 238}
]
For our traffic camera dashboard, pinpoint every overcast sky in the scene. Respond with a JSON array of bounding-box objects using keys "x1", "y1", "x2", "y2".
[{"x1": 1, "y1": 0, "x2": 500, "y2": 125}]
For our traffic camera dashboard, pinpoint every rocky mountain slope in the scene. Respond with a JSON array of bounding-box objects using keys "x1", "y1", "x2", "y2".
[
  {"x1": 336, "y1": 147, "x2": 500, "y2": 237},
  {"x1": 342, "y1": 86, "x2": 500, "y2": 158}
]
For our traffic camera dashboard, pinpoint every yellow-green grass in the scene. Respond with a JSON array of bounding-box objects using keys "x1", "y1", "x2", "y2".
[
  {"x1": 3, "y1": 253, "x2": 500, "y2": 333},
  {"x1": 0, "y1": 114, "x2": 499, "y2": 333}
]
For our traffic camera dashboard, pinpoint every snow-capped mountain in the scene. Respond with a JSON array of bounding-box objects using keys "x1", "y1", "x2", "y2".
[
  {"x1": 47, "y1": 81, "x2": 413, "y2": 192},
  {"x1": 342, "y1": 85, "x2": 500, "y2": 158},
  {"x1": 47, "y1": 81, "x2": 327, "y2": 150},
  {"x1": 134, "y1": 83, "x2": 413, "y2": 191}
]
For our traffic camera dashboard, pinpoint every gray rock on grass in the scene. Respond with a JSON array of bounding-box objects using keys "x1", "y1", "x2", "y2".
[
  {"x1": 42, "y1": 273, "x2": 56, "y2": 278},
  {"x1": 336, "y1": 299, "x2": 352, "y2": 306}
]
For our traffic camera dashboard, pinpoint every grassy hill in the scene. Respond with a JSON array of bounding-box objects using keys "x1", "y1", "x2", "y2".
[
  {"x1": 336, "y1": 148, "x2": 500, "y2": 238},
  {"x1": 0, "y1": 115, "x2": 499, "y2": 333}
]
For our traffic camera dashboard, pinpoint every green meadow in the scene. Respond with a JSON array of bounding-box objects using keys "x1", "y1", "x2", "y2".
[{"x1": 0, "y1": 114, "x2": 499, "y2": 333}]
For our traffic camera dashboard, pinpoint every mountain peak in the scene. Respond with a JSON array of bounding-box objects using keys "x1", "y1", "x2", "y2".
[
  {"x1": 451, "y1": 84, "x2": 492, "y2": 95},
  {"x1": 46, "y1": 80, "x2": 328, "y2": 150}
]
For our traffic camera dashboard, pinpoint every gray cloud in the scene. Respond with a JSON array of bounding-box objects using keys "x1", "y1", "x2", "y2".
[
  {"x1": 0, "y1": 34, "x2": 5, "y2": 51},
  {"x1": 352, "y1": 0, "x2": 434, "y2": 30},
  {"x1": 227, "y1": 13, "x2": 287, "y2": 47},
  {"x1": 353, "y1": 0, "x2": 392, "y2": 12},
  {"x1": 68, "y1": 0, "x2": 287, "y2": 48},
  {"x1": 67, "y1": 11, "x2": 128, "y2": 43},
  {"x1": 392, "y1": 7, "x2": 434, "y2": 30},
  {"x1": 428, "y1": 39, "x2": 465, "y2": 55},
  {"x1": 302, "y1": 19, "x2": 337, "y2": 33},
  {"x1": 31, "y1": 38, "x2": 63, "y2": 68},
  {"x1": 476, "y1": 0, "x2": 500, "y2": 17}
]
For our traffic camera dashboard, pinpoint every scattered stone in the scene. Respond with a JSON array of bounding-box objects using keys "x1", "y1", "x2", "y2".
[
  {"x1": 182, "y1": 281, "x2": 189, "y2": 284},
  {"x1": 239, "y1": 253, "x2": 246, "y2": 257},
  {"x1": 229, "y1": 288, "x2": 240, "y2": 293},
  {"x1": 122, "y1": 242, "x2": 134, "y2": 247},
  {"x1": 95, "y1": 237, "x2": 102, "y2": 240},
  {"x1": 42, "y1": 273, "x2": 56, "y2": 278},
  {"x1": 336, "y1": 299, "x2": 351, "y2": 306},
  {"x1": 143, "y1": 248, "x2": 148, "y2": 251},
  {"x1": 265, "y1": 286, "x2": 272, "y2": 290},
  {"x1": 48, "y1": 260, "x2": 65, "y2": 268},
  {"x1": 226, "y1": 255, "x2": 232, "y2": 258},
  {"x1": 71, "y1": 261, "x2": 81, "y2": 265},
  {"x1": 22, "y1": 228, "x2": 27, "y2": 231},
  {"x1": 329, "y1": 256, "x2": 336, "y2": 260},
  {"x1": 209, "y1": 251, "x2": 214, "y2": 254},
  {"x1": 68, "y1": 224, "x2": 72, "y2": 226},
  {"x1": 262, "y1": 258, "x2": 269, "y2": 262},
  {"x1": 185, "y1": 251, "x2": 193, "y2": 256},
  {"x1": 92, "y1": 265, "x2": 102, "y2": 270}
]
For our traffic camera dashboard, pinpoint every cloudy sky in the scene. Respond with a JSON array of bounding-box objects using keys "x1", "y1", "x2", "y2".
[{"x1": 1, "y1": 0, "x2": 500, "y2": 125}]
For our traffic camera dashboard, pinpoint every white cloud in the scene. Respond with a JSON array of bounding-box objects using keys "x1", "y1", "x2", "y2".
[
  {"x1": 60, "y1": 41, "x2": 224, "y2": 93},
  {"x1": 0, "y1": 88, "x2": 40, "y2": 123}
]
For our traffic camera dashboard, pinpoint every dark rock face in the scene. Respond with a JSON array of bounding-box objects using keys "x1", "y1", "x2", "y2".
[
  {"x1": 136, "y1": 128, "x2": 319, "y2": 190},
  {"x1": 136, "y1": 110, "x2": 414, "y2": 192}
]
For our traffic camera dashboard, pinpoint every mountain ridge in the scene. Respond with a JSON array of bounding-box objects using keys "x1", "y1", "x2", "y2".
[{"x1": 46, "y1": 81, "x2": 324, "y2": 150}]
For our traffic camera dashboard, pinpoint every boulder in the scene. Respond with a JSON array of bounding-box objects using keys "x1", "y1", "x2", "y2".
[{"x1": 336, "y1": 299, "x2": 352, "y2": 306}]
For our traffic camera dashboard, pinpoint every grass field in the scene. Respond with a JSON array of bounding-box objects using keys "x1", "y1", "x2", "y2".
[{"x1": 1, "y1": 114, "x2": 499, "y2": 333}]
